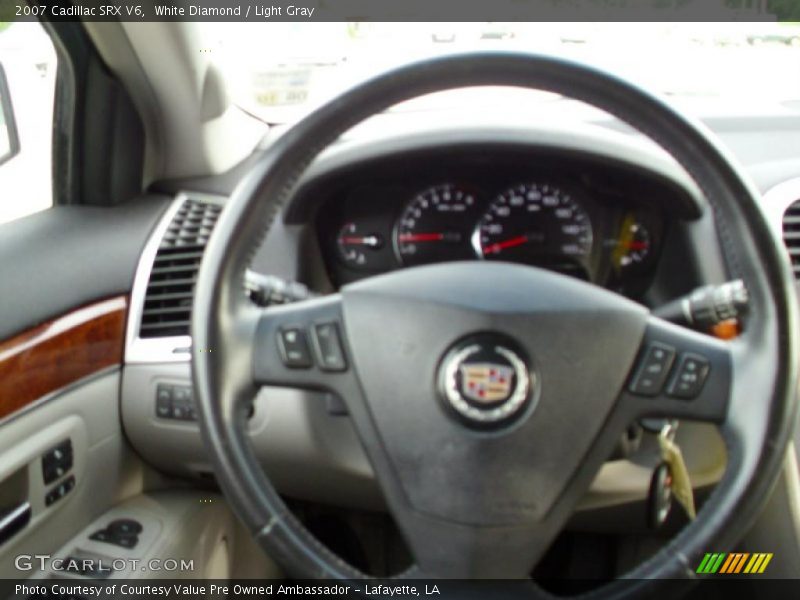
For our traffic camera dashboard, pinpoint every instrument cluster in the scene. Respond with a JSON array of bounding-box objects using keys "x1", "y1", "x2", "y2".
[{"x1": 317, "y1": 174, "x2": 668, "y2": 296}]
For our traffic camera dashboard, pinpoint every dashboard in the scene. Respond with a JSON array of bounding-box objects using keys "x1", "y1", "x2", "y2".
[
  {"x1": 310, "y1": 147, "x2": 697, "y2": 298},
  {"x1": 124, "y1": 123, "x2": 735, "y2": 515}
]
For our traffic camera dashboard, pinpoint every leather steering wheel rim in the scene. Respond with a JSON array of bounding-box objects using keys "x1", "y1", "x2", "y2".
[{"x1": 191, "y1": 53, "x2": 798, "y2": 593}]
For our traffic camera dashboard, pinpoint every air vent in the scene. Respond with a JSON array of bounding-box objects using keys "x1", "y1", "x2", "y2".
[
  {"x1": 782, "y1": 200, "x2": 800, "y2": 280},
  {"x1": 139, "y1": 198, "x2": 223, "y2": 338}
]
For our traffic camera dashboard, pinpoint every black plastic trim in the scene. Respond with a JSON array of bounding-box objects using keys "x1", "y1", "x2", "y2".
[{"x1": 0, "y1": 195, "x2": 171, "y2": 341}]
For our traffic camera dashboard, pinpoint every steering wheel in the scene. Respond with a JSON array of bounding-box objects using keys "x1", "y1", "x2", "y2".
[{"x1": 191, "y1": 54, "x2": 798, "y2": 591}]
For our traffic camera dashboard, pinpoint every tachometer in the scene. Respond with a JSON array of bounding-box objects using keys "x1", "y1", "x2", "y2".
[
  {"x1": 395, "y1": 184, "x2": 479, "y2": 266},
  {"x1": 474, "y1": 183, "x2": 593, "y2": 270}
]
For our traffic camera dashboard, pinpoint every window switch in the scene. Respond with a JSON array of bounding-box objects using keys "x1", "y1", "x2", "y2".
[
  {"x1": 89, "y1": 529, "x2": 113, "y2": 544},
  {"x1": 90, "y1": 519, "x2": 142, "y2": 549},
  {"x1": 114, "y1": 534, "x2": 139, "y2": 549},
  {"x1": 45, "y1": 475, "x2": 75, "y2": 506},
  {"x1": 108, "y1": 519, "x2": 143, "y2": 536},
  {"x1": 42, "y1": 462, "x2": 68, "y2": 484},
  {"x1": 42, "y1": 439, "x2": 73, "y2": 484}
]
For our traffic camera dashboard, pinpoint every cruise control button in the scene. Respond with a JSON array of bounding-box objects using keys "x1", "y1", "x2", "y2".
[
  {"x1": 667, "y1": 353, "x2": 710, "y2": 400},
  {"x1": 277, "y1": 328, "x2": 313, "y2": 368},
  {"x1": 312, "y1": 322, "x2": 347, "y2": 372},
  {"x1": 629, "y1": 343, "x2": 676, "y2": 396}
]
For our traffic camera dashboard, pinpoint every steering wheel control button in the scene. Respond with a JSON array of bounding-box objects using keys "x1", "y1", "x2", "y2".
[
  {"x1": 667, "y1": 354, "x2": 710, "y2": 400},
  {"x1": 312, "y1": 322, "x2": 347, "y2": 372},
  {"x1": 628, "y1": 342, "x2": 676, "y2": 396},
  {"x1": 277, "y1": 327, "x2": 313, "y2": 368},
  {"x1": 440, "y1": 335, "x2": 533, "y2": 427}
]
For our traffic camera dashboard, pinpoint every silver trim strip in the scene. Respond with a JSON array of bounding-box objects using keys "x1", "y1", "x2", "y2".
[
  {"x1": 124, "y1": 191, "x2": 227, "y2": 364},
  {"x1": 0, "y1": 501, "x2": 30, "y2": 540}
]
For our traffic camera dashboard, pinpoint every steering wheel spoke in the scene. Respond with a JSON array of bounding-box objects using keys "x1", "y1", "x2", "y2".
[
  {"x1": 394, "y1": 518, "x2": 568, "y2": 581},
  {"x1": 619, "y1": 315, "x2": 733, "y2": 424},
  {"x1": 252, "y1": 294, "x2": 356, "y2": 394}
]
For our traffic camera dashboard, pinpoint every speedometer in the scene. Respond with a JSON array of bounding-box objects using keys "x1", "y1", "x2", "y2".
[
  {"x1": 474, "y1": 183, "x2": 593, "y2": 271},
  {"x1": 395, "y1": 184, "x2": 479, "y2": 266}
]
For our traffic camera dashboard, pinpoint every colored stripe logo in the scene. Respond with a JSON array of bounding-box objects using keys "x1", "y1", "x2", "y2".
[{"x1": 697, "y1": 553, "x2": 773, "y2": 575}]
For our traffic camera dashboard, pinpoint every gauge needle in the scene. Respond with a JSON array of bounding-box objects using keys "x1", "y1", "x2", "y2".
[
  {"x1": 398, "y1": 232, "x2": 460, "y2": 243},
  {"x1": 619, "y1": 240, "x2": 648, "y2": 250},
  {"x1": 482, "y1": 235, "x2": 530, "y2": 255},
  {"x1": 341, "y1": 236, "x2": 381, "y2": 247}
]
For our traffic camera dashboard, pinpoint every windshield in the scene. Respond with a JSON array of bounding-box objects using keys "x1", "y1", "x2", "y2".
[{"x1": 199, "y1": 22, "x2": 800, "y2": 124}]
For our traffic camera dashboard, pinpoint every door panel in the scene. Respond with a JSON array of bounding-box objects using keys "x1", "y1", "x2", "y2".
[
  {"x1": 0, "y1": 195, "x2": 170, "y2": 574},
  {"x1": 0, "y1": 373, "x2": 144, "y2": 577}
]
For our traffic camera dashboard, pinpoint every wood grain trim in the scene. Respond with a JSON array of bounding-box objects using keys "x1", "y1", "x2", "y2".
[{"x1": 0, "y1": 296, "x2": 127, "y2": 421}]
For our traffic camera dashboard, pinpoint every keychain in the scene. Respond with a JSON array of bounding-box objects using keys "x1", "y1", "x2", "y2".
[
  {"x1": 647, "y1": 460, "x2": 673, "y2": 529},
  {"x1": 648, "y1": 420, "x2": 696, "y2": 528}
]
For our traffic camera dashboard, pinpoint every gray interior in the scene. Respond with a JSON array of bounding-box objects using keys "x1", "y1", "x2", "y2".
[{"x1": 0, "y1": 20, "x2": 798, "y2": 589}]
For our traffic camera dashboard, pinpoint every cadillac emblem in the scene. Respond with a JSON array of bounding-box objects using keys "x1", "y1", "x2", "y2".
[
  {"x1": 459, "y1": 362, "x2": 515, "y2": 404},
  {"x1": 440, "y1": 337, "x2": 533, "y2": 425}
]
